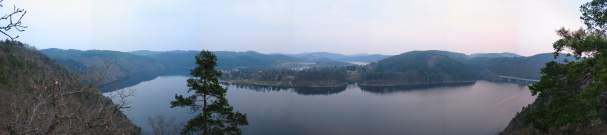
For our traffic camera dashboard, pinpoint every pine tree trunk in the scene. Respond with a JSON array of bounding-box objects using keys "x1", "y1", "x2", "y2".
[{"x1": 203, "y1": 94, "x2": 209, "y2": 135}]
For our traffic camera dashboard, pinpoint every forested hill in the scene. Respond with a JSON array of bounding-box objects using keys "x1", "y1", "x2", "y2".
[
  {"x1": 42, "y1": 49, "x2": 165, "y2": 84},
  {"x1": 0, "y1": 41, "x2": 139, "y2": 134},
  {"x1": 41, "y1": 49, "x2": 312, "y2": 87},
  {"x1": 41, "y1": 48, "x2": 574, "y2": 90},
  {"x1": 359, "y1": 50, "x2": 575, "y2": 87},
  {"x1": 470, "y1": 52, "x2": 522, "y2": 58},
  {"x1": 285, "y1": 52, "x2": 390, "y2": 63},
  {"x1": 360, "y1": 50, "x2": 480, "y2": 86},
  {"x1": 131, "y1": 50, "x2": 305, "y2": 72},
  {"x1": 47, "y1": 49, "x2": 318, "y2": 75},
  {"x1": 132, "y1": 50, "x2": 353, "y2": 71},
  {"x1": 42, "y1": 49, "x2": 353, "y2": 90},
  {"x1": 475, "y1": 53, "x2": 574, "y2": 79}
]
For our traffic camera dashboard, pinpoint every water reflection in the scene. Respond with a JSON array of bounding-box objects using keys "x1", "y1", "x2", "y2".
[
  {"x1": 224, "y1": 83, "x2": 289, "y2": 92},
  {"x1": 292, "y1": 86, "x2": 346, "y2": 95},
  {"x1": 225, "y1": 83, "x2": 347, "y2": 96},
  {"x1": 98, "y1": 73, "x2": 161, "y2": 92},
  {"x1": 99, "y1": 72, "x2": 189, "y2": 93},
  {"x1": 105, "y1": 76, "x2": 536, "y2": 135},
  {"x1": 99, "y1": 72, "x2": 479, "y2": 96},
  {"x1": 359, "y1": 82, "x2": 476, "y2": 94},
  {"x1": 204, "y1": 82, "x2": 482, "y2": 96}
]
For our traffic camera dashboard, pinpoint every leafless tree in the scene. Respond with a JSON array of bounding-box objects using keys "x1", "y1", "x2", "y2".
[
  {"x1": 0, "y1": 0, "x2": 136, "y2": 132},
  {"x1": 106, "y1": 88, "x2": 136, "y2": 112},
  {"x1": 4, "y1": 55, "x2": 140, "y2": 134},
  {"x1": 0, "y1": 0, "x2": 26, "y2": 40},
  {"x1": 6, "y1": 68, "x2": 139, "y2": 134},
  {"x1": 147, "y1": 115, "x2": 180, "y2": 135}
]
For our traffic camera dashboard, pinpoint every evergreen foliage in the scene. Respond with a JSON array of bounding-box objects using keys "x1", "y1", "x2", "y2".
[
  {"x1": 361, "y1": 50, "x2": 480, "y2": 85},
  {"x1": 170, "y1": 50, "x2": 247, "y2": 135},
  {"x1": 523, "y1": 0, "x2": 607, "y2": 131}
]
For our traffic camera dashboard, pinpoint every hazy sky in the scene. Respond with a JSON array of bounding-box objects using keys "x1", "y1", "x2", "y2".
[{"x1": 5, "y1": 0, "x2": 589, "y2": 55}]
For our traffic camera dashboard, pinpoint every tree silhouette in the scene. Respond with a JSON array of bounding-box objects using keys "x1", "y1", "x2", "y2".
[
  {"x1": 171, "y1": 50, "x2": 247, "y2": 135},
  {"x1": 523, "y1": 0, "x2": 607, "y2": 131},
  {"x1": 0, "y1": 0, "x2": 27, "y2": 40}
]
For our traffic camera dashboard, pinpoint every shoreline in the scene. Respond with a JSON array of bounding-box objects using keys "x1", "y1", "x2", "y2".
[
  {"x1": 358, "y1": 81, "x2": 477, "y2": 87},
  {"x1": 221, "y1": 79, "x2": 348, "y2": 89},
  {"x1": 221, "y1": 79, "x2": 479, "y2": 90}
]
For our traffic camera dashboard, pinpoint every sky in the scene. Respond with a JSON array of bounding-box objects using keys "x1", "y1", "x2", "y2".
[{"x1": 3, "y1": 0, "x2": 590, "y2": 56}]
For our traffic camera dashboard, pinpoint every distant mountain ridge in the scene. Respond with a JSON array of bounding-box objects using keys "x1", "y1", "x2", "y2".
[
  {"x1": 470, "y1": 52, "x2": 522, "y2": 58},
  {"x1": 41, "y1": 49, "x2": 358, "y2": 90},
  {"x1": 285, "y1": 52, "x2": 391, "y2": 63},
  {"x1": 42, "y1": 48, "x2": 166, "y2": 91},
  {"x1": 40, "y1": 48, "x2": 574, "y2": 90},
  {"x1": 359, "y1": 50, "x2": 575, "y2": 87},
  {"x1": 129, "y1": 50, "x2": 351, "y2": 71}
]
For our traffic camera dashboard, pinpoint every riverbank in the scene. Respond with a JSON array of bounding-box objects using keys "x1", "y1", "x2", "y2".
[
  {"x1": 221, "y1": 79, "x2": 348, "y2": 89},
  {"x1": 222, "y1": 79, "x2": 481, "y2": 92},
  {"x1": 358, "y1": 81, "x2": 477, "y2": 91}
]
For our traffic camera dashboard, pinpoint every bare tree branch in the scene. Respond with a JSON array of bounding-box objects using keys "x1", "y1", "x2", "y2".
[{"x1": 0, "y1": 0, "x2": 26, "y2": 40}]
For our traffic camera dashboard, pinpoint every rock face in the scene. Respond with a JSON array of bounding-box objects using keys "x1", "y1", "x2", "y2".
[{"x1": 0, "y1": 41, "x2": 139, "y2": 135}]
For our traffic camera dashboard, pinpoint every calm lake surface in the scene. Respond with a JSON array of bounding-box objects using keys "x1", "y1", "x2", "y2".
[{"x1": 104, "y1": 76, "x2": 535, "y2": 135}]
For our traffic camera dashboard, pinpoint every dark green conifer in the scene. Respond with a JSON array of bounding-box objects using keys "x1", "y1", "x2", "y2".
[
  {"x1": 525, "y1": 0, "x2": 607, "y2": 130},
  {"x1": 171, "y1": 50, "x2": 247, "y2": 135}
]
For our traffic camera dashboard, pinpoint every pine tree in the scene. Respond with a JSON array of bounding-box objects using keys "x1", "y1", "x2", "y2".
[
  {"x1": 524, "y1": 0, "x2": 607, "y2": 130},
  {"x1": 171, "y1": 50, "x2": 247, "y2": 135}
]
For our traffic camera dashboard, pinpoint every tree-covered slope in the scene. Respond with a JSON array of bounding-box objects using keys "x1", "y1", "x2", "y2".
[
  {"x1": 501, "y1": 0, "x2": 607, "y2": 134},
  {"x1": 132, "y1": 50, "x2": 352, "y2": 71},
  {"x1": 215, "y1": 51, "x2": 302, "y2": 69},
  {"x1": 41, "y1": 48, "x2": 165, "y2": 88},
  {"x1": 360, "y1": 50, "x2": 480, "y2": 86},
  {"x1": 222, "y1": 66, "x2": 350, "y2": 88},
  {"x1": 131, "y1": 50, "x2": 304, "y2": 70},
  {"x1": 287, "y1": 52, "x2": 390, "y2": 63},
  {"x1": 478, "y1": 53, "x2": 575, "y2": 79},
  {"x1": 337, "y1": 54, "x2": 391, "y2": 63},
  {"x1": 358, "y1": 50, "x2": 573, "y2": 87},
  {"x1": 0, "y1": 41, "x2": 139, "y2": 134},
  {"x1": 287, "y1": 52, "x2": 348, "y2": 61},
  {"x1": 130, "y1": 50, "x2": 197, "y2": 75},
  {"x1": 470, "y1": 52, "x2": 522, "y2": 58},
  {"x1": 44, "y1": 48, "x2": 573, "y2": 91}
]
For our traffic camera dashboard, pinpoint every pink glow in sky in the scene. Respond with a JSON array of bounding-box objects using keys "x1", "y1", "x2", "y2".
[{"x1": 7, "y1": 0, "x2": 589, "y2": 55}]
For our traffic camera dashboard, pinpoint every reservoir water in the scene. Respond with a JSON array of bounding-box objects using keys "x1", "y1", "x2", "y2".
[{"x1": 104, "y1": 76, "x2": 535, "y2": 135}]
